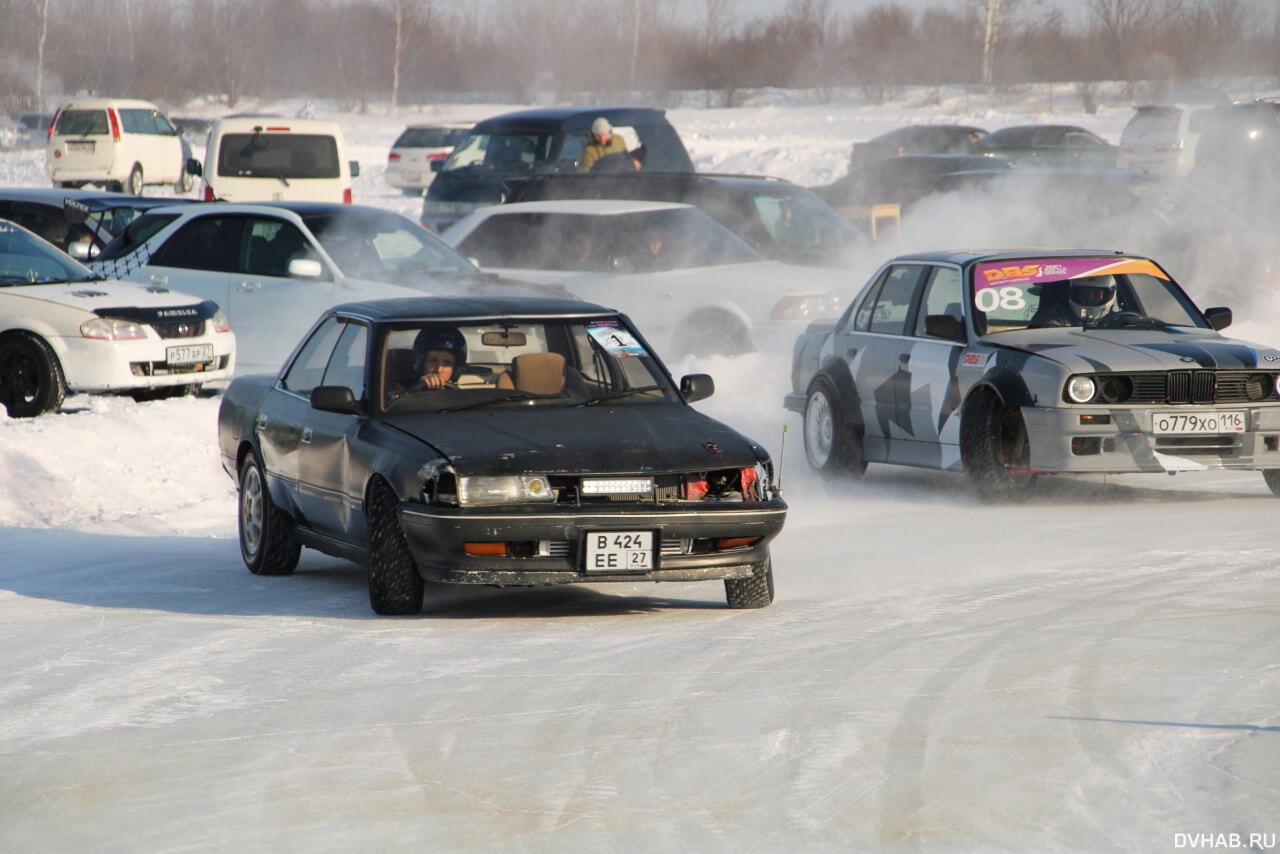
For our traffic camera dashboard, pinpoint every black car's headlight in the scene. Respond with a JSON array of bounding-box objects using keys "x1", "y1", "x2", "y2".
[{"x1": 457, "y1": 474, "x2": 554, "y2": 506}]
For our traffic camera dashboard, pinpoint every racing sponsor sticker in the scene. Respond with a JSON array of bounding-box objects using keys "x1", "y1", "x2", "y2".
[
  {"x1": 973, "y1": 257, "x2": 1168, "y2": 291},
  {"x1": 961, "y1": 351, "x2": 990, "y2": 368}
]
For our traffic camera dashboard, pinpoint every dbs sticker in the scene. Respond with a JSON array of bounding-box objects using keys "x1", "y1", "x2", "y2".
[
  {"x1": 961, "y1": 351, "x2": 990, "y2": 368},
  {"x1": 974, "y1": 257, "x2": 1168, "y2": 290}
]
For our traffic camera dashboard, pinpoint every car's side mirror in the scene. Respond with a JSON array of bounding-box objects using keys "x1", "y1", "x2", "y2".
[
  {"x1": 310, "y1": 385, "x2": 362, "y2": 415},
  {"x1": 349, "y1": 160, "x2": 360, "y2": 178},
  {"x1": 185, "y1": 158, "x2": 202, "y2": 177},
  {"x1": 925, "y1": 314, "x2": 967, "y2": 342},
  {"x1": 288, "y1": 258, "x2": 324, "y2": 279},
  {"x1": 1203, "y1": 306, "x2": 1232, "y2": 330},
  {"x1": 681, "y1": 373, "x2": 715, "y2": 403}
]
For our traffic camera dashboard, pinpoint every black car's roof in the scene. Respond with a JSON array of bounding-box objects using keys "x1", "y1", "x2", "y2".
[
  {"x1": 0, "y1": 188, "x2": 197, "y2": 211},
  {"x1": 330, "y1": 296, "x2": 614, "y2": 322},
  {"x1": 473, "y1": 107, "x2": 670, "y2": 133}
]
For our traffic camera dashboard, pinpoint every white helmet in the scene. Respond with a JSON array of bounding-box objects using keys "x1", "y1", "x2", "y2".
[{"x1": 1069, "y1": 276, "x2": 1117, "y2": 322}]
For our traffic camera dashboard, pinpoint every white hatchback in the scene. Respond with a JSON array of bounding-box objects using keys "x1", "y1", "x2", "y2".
[
  {"x1": 46, "y1": 98, "x2": 187, "y2": 195},
  {"x1": 384, "y1": 123, "x2": 472, "y2": 194},
  {"x1": 0, "y1": 219, "x2": 235, "y2": 417}
]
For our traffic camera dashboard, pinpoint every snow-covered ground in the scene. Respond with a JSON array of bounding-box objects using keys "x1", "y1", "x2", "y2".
[{"x1": 3, "y1": 85, "x2": 1279, "y2": 853}]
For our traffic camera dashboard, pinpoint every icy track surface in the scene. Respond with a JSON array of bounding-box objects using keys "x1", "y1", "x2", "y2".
[{"x1": 3, "y1": 87, "x2": 1280, "y2": 852}]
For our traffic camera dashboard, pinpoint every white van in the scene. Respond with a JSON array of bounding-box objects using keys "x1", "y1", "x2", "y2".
[
  {"x1": 46, "y1": 98, "x2": 186, "y2": 194},
  {"x1": 191, "y1": 115, "x2": 359, "y2": 203}
]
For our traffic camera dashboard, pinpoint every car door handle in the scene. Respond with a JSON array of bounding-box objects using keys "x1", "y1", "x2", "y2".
[
  {"x1": 237, "y1": 280, "x2": 262, "y2": 293},
  {"x1": 254, "y1": 413, "x2": 268, "y2": 431},
  {"x1": 301, "y1": 427, "x2": 313, "y2": 444},
  {"x1": 149, "y1": 273, "x2": 169, "y2": 286}
]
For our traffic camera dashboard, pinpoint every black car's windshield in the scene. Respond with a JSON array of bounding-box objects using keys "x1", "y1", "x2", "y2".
[
  {"x1": 380, "y1": 316, "x2": 679, "y2": 413},
  {"x1": 971, "y1": 257, "x2": 1209, "y2": 334},
  {"x1": 440, "y1": 131, "x2": 556, "y2": 174},
  {"x1": 0, "y1": 220, "x2": 96, "y2": 285},
  {"x1": 303, "y1": 209, "x2": 476, "y2": 279}
]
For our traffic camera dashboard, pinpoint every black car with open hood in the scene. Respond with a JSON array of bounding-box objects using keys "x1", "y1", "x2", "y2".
[{"x1": 218, "y1": 296, "x2": 786, "y2": 615}]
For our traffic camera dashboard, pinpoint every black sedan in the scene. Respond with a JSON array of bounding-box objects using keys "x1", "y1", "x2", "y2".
[{"x1": 218, "y1": 296, "x2": 787, "y2": 614}]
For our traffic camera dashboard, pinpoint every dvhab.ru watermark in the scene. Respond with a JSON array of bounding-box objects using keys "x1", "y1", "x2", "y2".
[{"x1": 1174, "y1": 833, "x2": 1277, "y2": 849}]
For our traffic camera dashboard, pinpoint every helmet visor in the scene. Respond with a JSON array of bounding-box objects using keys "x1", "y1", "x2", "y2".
[{"x1": 1071, "y1": 281, "x2": 1115, "y2": 306}]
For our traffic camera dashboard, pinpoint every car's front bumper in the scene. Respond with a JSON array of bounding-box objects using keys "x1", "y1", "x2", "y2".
[
  {"x1": 55, "y1": 332, "x2": 236, "y2": 392},
  {"x1": 1023, "y1": 404, "x2": 1280, "y2": 473},
  {"x1": 398, "y1": 498, "x2": 787, "y2": 585}
]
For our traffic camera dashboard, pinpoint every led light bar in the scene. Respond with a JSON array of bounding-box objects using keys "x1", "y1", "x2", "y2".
[{"x1": 581, "y1": 477, "x2": 654, "y2": 495}]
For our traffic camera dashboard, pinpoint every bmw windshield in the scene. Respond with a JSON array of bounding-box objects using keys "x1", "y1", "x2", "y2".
[{"x1": 972, "y1": 257, "x2": 1210, "y2": 334}]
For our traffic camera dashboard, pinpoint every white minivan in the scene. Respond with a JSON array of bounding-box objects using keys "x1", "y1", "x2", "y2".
[
  {"x1": 189, "y1": 115, "x2": 359, "y2": 203},
  {"x1": 46, "y1": 98, "x2": 187, "y2": 194}
]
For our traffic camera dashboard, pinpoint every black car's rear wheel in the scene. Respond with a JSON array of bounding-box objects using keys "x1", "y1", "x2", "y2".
[
  {"x1": 961, "y1": 389, "x2": 1036, "y2": 503},
  {"x1": 366, "y1": 478, "x2": 424, "y2": 615},
  {"x1": 0, "y1": 331, "x2": 66, "y2": 418},
  {"x1": 803, "y1": 378, "x2": 866, "y2": 477},
  {"x1": 724, "y1": 557, "x2": 775, "y2": 609},
  {"x1": 238, "y1": 453, "x2": 300, "y2": 576}
]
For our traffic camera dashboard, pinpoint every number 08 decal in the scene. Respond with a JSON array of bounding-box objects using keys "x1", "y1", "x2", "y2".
[{"x1": 974, "y1": 286, "x2": 1027, "y2": 312}]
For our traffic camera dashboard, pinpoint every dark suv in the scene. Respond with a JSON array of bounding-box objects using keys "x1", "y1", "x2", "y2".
[
  {"x1": 503, "y1": 171, "x2": 868, "y2": 268},
  {"x1": 419, "y1": 107, "x2": 693, "y2": 232}
]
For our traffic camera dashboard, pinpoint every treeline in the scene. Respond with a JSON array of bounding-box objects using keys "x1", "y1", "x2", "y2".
[{"x1": 2, "y1": 0, "x2": 1277, "y2": 112}]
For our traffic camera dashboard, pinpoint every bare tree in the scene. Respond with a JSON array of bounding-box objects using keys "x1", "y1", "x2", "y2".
[
  {"x1": 1088, "y1": 0, "x2": 1159, "y2": 93},
  {"x1": 703, "y1": 0, "x2": 737, "y2": 106}
]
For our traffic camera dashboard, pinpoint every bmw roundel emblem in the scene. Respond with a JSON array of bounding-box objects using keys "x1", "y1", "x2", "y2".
[{"x1": 1180, "y1": 356, "x2": 1195, "y2": 363}]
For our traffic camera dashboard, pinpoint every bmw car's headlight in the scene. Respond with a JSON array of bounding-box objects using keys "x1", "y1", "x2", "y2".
[
  {"x1": 457, "y1": 474, "x2": 554, "y2": 506},
  {"x1": 80, "y1": 316, "x2": 147, "y2": 341},
  {"x1": 1066, "y1": 376, "x2": 1096, "y2": 403}
]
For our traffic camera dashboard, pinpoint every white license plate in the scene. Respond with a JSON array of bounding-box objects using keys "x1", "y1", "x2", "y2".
[
  {"x1": 67, "y1": 140, "x2": 94, "y2": 153},
  {"x1": 166, "y1": 343, "x2": 214, "y2": 366},
  {"x1": 585, "y1": 531, "x2": 654, "y2": 573},
  {"x1": 1152, "y1": 410, "x2": 1245, "y2": 434}
]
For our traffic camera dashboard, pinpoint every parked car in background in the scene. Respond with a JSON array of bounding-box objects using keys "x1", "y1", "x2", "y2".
[
  {"x1": 848, "y1": 124, "x2": 988, "y2": 164},
  {"x1": 13, "y1": 112, "x2": 55, "y2": 146},
  {"x1": 0, "y1": 219, "x2": 235, "y2": 416},
  {"x1": 171, "y1": 116, "x2": 212, "y2": 139},
  {"x1": 441, "y1": 199, "x2": 844, "y2": 358},
  {"x1": 975, "y1": 124, "x2": 1117, "y2": 169},
  {"x1": 189, "y1": 115, "x2": 359, "y2": 203},
  {"x1": 420, "y1": 107, "x2": 693, "y2": 232},
  {"x1": 1117, "y1": 104, "x2": 1208, "y2": 176},
  {"x1": 385, "y1": 122, "x2": 472, "y2": 195},
  {"x1": 1186, "y1": 99, "x2": 1280, "y2": 221},
  {"x1": 217, "y1": 296, "x2": 786, "y2": 614},
  {"x1": 46, "y1": 98, "x2": 188, "y2": 194},
  {"x1": 503, "y1": 171, "x2": 870, "y2": 269},
  {"x1": 89, "y1": 201, "x2": 542, "y2": 372},
  {"x1": 0, "y1": 187, "x2": 196, "y2": 260},
  {"x1": 0, "y1": 116, "x2": 22, "y2": 149},
  {"x1": 785, "y1": 249, "x2": 1280, "y2": 501},
  {"x1": 812, "y1": 154, "x2": 1013, "y2": 215}
]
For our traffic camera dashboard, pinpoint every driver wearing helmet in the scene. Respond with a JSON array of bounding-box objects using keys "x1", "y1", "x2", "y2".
[
  {"x1": 1068, "y1": 276, "x2": 1118, "y2": 323},
  {"x1": 408, "y1": 326, "x2": 467, "y2": 391}
]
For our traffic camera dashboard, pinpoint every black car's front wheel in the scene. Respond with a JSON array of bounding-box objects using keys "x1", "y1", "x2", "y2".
[
  {"x1": 366, "y1": 479, "x2": 424, "y2": 615},
  {"x1": 803, "y1": 378, "x2": 866, "y2": 477},
  {"x1": 960, "y1": 390, "x2": 1036, "y2": 503},
  {"x1": 238, "y1": 453, "x2": 300, "y2": 576},
  {"x1": 724, "y1": 557, "x2": 775, "y2": 609}
]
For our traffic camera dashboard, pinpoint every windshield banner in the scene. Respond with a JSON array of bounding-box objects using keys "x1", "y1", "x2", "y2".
[{"x1": 974, "y1": 257, "x2": 1168, "y2": 289}]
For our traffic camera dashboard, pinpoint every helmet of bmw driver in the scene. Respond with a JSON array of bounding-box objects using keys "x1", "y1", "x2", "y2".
[
  {"x1": 411, "y1": 327, "x2": 467, "y2": 375},
  {"x1": 1069, "y1": 276, "x2": 1117, "y2": 322}
]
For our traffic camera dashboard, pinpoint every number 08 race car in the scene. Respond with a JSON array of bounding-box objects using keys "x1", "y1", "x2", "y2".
[
  {"x1": 785, "y1": 249, "x2": 1280, "y2": 500},
  {"x1": 218, "y1": 296, "x2": 786, "y2": 615}
]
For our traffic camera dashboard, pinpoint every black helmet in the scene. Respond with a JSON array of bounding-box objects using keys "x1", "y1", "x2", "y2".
[{"x1": 411, "y1": 327, "x2": 466, "y2": 372}]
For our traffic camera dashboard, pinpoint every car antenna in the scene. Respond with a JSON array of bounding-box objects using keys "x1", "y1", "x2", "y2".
[{"x1": 776, "y1": 424, "x2": 787, "y2": 494}]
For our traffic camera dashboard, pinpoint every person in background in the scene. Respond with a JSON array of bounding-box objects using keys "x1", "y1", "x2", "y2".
[
  {"x1": 578, "y1": 117, "x2": 627, "y2": 172},
  {"x1": 589, "y1": 145, "x2": 646, "y2": 173}
]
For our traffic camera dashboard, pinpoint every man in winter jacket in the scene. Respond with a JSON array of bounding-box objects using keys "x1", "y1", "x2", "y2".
[{"x1": 578, "y1": 116, "x2": 627, "y2": 172}]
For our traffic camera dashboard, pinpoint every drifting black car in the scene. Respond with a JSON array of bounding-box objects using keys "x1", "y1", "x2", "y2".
[{"x1": 218, "y1": 296, "x2": 787, "y2": 615}]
